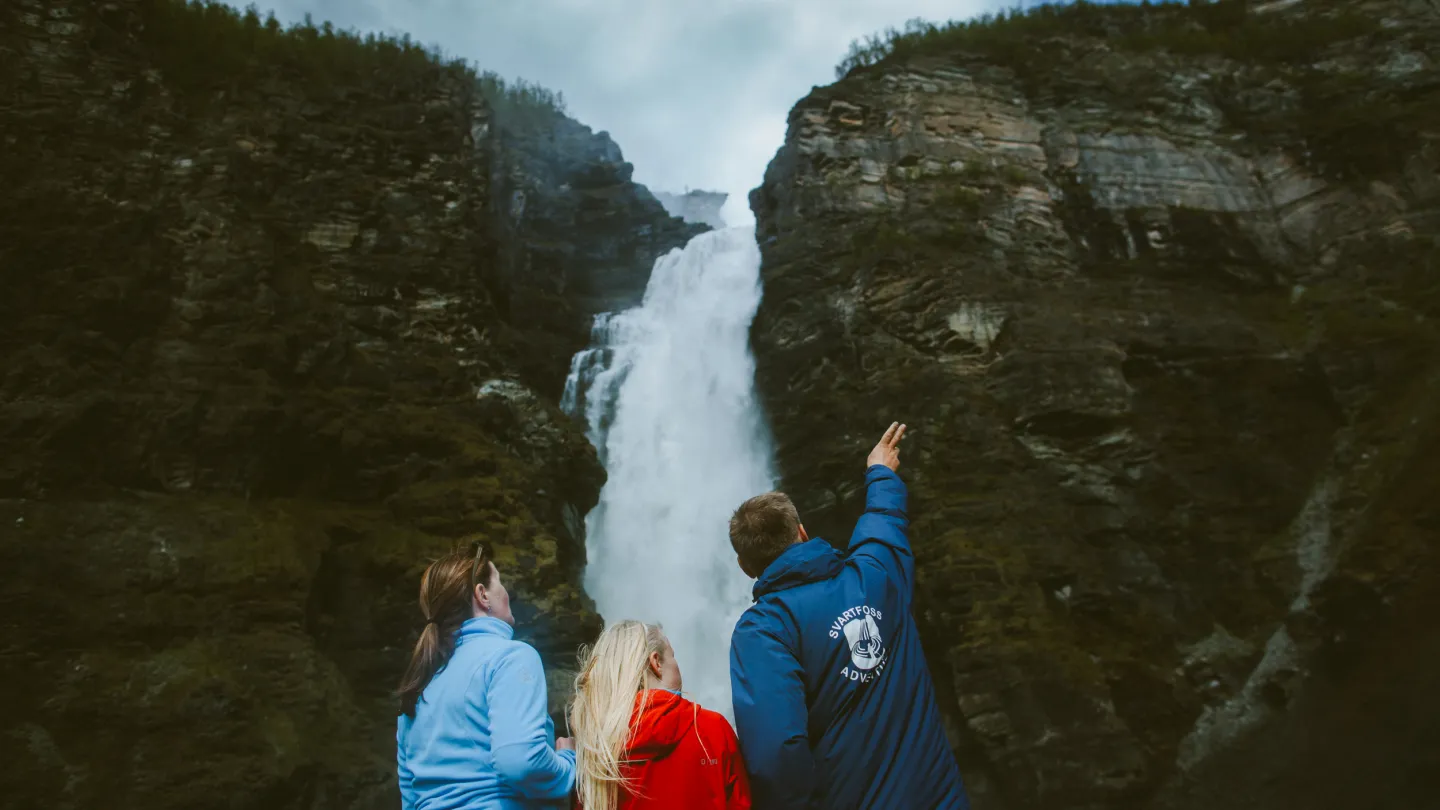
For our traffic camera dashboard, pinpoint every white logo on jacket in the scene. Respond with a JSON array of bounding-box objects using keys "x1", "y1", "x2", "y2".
[
  {"x1": 829, "y1": 605, "x2": 889, "y2": 683},
  {"x1": 843, "y1": 614, "x2": 884, "y2": 671}
]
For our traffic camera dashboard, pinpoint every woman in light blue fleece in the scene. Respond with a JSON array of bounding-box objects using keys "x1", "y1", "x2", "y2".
[{"x1": 397, "y1": 540, "x2": 576, "y2": 809}]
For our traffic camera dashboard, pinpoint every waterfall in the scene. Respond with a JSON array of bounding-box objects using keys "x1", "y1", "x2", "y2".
[{"x1": 563, "y1": 227, "x2": 775, "y2": 716}]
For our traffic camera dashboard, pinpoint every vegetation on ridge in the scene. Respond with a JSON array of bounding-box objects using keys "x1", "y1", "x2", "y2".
[
  {"x1": 138, "y1": 0, "x2": 567, "y2": 129},
  {"x1": 832, "y1": 0, "x2": 1436, "y2": 183},
  {"x1": 476, "y1": 73, "x2": 569, "y2": 132},
  {"x1": 836, "y1": 0, "x2": 1379, "y2": 78}
]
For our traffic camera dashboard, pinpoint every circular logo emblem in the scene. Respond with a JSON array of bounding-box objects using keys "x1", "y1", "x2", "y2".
[{"x1": 842, "y1": 614, "x2": 884, "y2": 671}]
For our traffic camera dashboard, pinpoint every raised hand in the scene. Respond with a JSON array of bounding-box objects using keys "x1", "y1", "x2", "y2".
[
  {"x1": 555, "y1": 736, "x2": 574, "y2": 752},
  {"x1": 866, "y1": 422, "x2": 907, "y2": 472}
]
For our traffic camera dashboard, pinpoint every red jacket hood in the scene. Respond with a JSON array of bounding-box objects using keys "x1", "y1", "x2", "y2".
[{"x1": 625, "y1": 690, "x2": 696, "y2": 762}]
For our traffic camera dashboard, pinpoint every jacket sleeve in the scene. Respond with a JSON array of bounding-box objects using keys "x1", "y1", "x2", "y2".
[
  {"x1": 847, "y1": 464, "x2": 914, "y2": 597},
  {"x1": 396, "y1": 721, "x2": 416, "y2": 810},
  {"x1": 730, "y1": 610, "x2": 813, "y2": 810},
  {"x1": 486, "y1": 643, "x2": 577, "y2": 801},
  {"x1": 718, "y1": 715, "x2": 753, "y2": 810}
]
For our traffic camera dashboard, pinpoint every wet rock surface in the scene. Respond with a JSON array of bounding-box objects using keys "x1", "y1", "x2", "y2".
[
  {"x1": 751, "y1": 2, "x2": 1440, "y2": 808},
  {"x1": 0, "y1": 2, "x2": 692, "y2": 807}
]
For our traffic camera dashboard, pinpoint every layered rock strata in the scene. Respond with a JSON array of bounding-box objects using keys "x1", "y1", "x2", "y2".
[
  {"x1": 0, "y1": 2, "x2": 693, "y2": 807},
  {"x1": 751, "y1": 2, "x2": 1440, "y2": 808}
]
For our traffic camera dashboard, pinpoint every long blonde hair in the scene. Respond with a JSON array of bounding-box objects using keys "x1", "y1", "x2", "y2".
[{"x1": 569, "y1": 620, "x2": 668, "y2": 810}]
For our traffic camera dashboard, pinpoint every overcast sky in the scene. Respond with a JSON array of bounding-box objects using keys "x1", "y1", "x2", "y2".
[{"x1": 251, "y1": 0, "x2": 1018, "y2": 224}]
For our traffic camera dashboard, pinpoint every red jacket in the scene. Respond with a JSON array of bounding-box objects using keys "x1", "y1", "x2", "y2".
[{"x1": 616, "y1": 690, "x2": 750, "y2": 810}]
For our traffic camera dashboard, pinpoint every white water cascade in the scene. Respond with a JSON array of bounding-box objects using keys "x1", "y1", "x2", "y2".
[{"x1": 562, "y1": 226, "x2": 775, "y2": 716}]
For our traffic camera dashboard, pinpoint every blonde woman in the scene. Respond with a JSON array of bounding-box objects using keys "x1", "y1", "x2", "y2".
[{"x1": 569, "y1": 621, "x2": 751, "y2": 810}]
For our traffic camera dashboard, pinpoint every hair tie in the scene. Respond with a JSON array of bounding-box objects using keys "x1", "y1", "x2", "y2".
[{"x1": 425, "y1": 617, "x2": 439, "y2": 625}]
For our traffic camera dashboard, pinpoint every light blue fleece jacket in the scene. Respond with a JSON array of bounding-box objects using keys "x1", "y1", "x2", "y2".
[{"x1": 397, "y1": 617, "x2": 575, "y2": 810}]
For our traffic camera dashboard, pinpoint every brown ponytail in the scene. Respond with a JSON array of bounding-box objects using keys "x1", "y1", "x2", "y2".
[{"x1": 397, "y1": 538, "x2": 496, "y2": 717}]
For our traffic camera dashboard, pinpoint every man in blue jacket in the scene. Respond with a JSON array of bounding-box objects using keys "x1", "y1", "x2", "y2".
[{"x1": 728, "y1": 422, "x2": 969, "y2": 810}]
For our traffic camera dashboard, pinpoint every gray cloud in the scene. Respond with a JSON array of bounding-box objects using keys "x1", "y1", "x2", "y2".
[{"x1": 252, "y1": 0, "x2": 1005, "y2": 224}]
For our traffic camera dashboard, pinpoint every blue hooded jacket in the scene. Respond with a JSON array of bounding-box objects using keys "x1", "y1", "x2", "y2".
[
  {"x1": 729, "y1": 465, "x2": 969, "y2": 810},
  {"x1": 397, "y1": 616, "x2": 574, "y2": 810}
]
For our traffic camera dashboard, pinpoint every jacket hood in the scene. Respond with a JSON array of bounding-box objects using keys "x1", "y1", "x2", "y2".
[
  {"x1": 625, "y1": 690, "x2": 696, "y2": 762},
  {"x1": 753, "y1": 538, "x2": 844, "y2": 600}
]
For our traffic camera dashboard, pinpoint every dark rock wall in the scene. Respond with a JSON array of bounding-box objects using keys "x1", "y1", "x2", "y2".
[
  {"x1": 0, "y1": 2, "x2": 693, "y2": 807},
  {"x1": 489, "y1": 119, "x2": 705, "y2": 391},
  {"x1": 751, "y1": 2, "x2": 1440, "y2": 808}
]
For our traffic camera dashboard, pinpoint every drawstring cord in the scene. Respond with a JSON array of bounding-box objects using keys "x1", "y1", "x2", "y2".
[
  {"x1": 666, "y1": 689, "x2": 714, "y2": 765},
  {"x1": 692, "y1": 701, "x2": 713, "y2": 765}
]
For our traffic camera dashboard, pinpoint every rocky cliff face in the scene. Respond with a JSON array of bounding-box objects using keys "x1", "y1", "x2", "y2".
[
  {"x1": 490, "y1": 117, "x2": 705, "y2": 379},
  {"x1": 0, "y1": 2, "x2": 691, "y2": 807},
  {"x1": 751, "y1": 1, "x2": 1440, "y2": 808}
]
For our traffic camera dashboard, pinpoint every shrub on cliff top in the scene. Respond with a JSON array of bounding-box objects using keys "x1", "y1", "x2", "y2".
[
  {"x1": 140, "y1": 1, "x2": 456, "y2": 94},
  {"x1": 139, "y1": 1, "x2": 566, "y2": 130},
  {"x1": 835, "y1": 0, "x2": 1379, "y2": 79},
  {"x1": 475, "y1": 73, "x2": 568, "y2": 134}
]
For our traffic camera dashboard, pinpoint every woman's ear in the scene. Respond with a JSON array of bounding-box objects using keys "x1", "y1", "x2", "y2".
[
  {"x1": 649, "y1": 651, "x2": 664, "y2": 678},
  {"x1": 473, "y1": 582, "x2": 488, "y2": 611}
]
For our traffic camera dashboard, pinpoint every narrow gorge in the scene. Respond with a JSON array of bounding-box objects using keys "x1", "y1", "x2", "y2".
[
  {"x1": 2, "y1": 0, "x2": 1438, "y2": 809},
  {"x1": 564, "y1": 225, "x2": 773, "y2": 717}
]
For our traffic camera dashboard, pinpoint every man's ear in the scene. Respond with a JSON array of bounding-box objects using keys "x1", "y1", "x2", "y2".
[{"x1": 798, "y1": 524, "x2": 809, "y2": 543}]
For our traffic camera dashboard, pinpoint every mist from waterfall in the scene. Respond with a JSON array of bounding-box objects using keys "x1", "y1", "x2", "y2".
[{"x1": 562, "y1": 227, "x2": 774, "y2": 716}]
